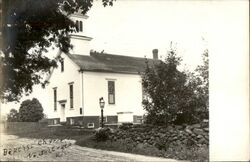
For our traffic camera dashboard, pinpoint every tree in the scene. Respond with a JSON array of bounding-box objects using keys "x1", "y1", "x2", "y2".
[
  {"x1": 142, "y1": 47, "x2": 209, "y2": 125},
  {"x1": 0, "y1": 0, "x2": 115, "y2": 102},
  {"x1": 19, "y1": 98, "x2": 44, "y2": 122},
  {"x1": 7, "y1": 108, "x2": 19, "y2": 122},
  {"x1": 175, "y1": 49, "x2": 209, "y2": 124},
  {"x1": 194, "y1": 49, "x2": 209, "y2": 119},
  {"x1": 142, "y1": 47, "x2": 188, "y2": 125}
]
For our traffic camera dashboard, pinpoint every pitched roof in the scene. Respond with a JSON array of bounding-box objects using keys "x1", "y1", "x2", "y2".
[{"x1": 68, "y1": 52, "x2": 160, "y2": 74}]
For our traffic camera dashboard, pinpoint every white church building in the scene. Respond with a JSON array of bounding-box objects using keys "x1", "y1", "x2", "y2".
[{"x1": 33, "y1": 12, "x2": 159, "y2": 128}]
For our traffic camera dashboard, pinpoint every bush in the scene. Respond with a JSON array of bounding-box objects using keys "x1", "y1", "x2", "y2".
[
  {"x1": 119, "y1": 123, "x2": 133, "y2": 130},
  {"x1": 95, "y1": 127, "x2": 112, "y2": 142},
  {"x1": 19, "y1": 98, "x2": 44, "y2": 122},
  {"x1": 7, "y1": 109, "x2": 19, "y2": 122}
]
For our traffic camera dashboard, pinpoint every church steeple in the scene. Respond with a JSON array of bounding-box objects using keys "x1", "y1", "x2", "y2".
[{"x1": 68, "y1": 12, "x2": 92, "y2": 55}]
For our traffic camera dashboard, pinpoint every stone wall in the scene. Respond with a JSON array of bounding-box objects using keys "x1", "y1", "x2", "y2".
[{"x1": 109, "y1": 123, "x2": 209, "y2": 149}]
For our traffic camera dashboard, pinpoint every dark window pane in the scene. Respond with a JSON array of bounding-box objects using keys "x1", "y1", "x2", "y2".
[
  {"x1": 54, "y1": 89, "x2": 57, "y2": 111},
  {"x1": 61, "y1": 60, "x2": 64, "y2": 72},
  {"x1": 108, "y1": 81, "x2": 114, "y2": 93},
  {"x1": 76, "y1": 20, "x2": 79, "y2": 31},
  {"x1": 80, "y1": 21, "x2": 83, "y2": 31},
  {"x1": 70, "y1": 84, "x2": 73, "y2": 108},
  {"x1": 108, "y1": 81, "x2": 115, "y2": 104}
]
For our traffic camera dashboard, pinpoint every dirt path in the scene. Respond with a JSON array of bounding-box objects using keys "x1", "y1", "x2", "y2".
[{"x1": 0, "y1": 133, "x2": 181, "y2": 161}]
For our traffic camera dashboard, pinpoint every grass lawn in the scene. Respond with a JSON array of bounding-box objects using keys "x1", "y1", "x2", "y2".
[{"x1": 5, "y1": 125, "x2": 95, "y2": 141}]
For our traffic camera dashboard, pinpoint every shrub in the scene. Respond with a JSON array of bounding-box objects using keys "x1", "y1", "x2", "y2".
[
  {"x1": 7, "y1": 109, "x2": 19, "y2": 122},
  {"x1": 19, "y1": 98, "x2": 44, "y2": 122},
  {"x1": 95, "y1": 127, "x2": 112, "y2": 142},
  {"x1": 119, "y1": 123, "x2": 133, "y2": 130}
]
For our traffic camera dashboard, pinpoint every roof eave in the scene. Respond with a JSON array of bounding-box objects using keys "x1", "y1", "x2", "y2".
[{"x1": 79, "y1": 69, "x2": 142, "y2": 75}]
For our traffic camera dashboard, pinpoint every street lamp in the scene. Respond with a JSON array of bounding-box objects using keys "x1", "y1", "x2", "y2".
[{"x1": 99, "y1": 97, "x2": 105, "y2": 128}]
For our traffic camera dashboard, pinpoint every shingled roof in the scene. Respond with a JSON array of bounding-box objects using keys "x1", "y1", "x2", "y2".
[{"x1": 67, "y1": 52, "x2": 160, "y2": 74}]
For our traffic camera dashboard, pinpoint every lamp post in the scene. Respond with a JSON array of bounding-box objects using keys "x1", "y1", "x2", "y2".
[{"x1": 99, "y1": 97, "x2": 105, "y2": 128}]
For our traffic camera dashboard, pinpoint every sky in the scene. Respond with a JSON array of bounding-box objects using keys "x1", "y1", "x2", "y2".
[{"x1": 85, "y1": 0, "x2": 210, "y2": 70}]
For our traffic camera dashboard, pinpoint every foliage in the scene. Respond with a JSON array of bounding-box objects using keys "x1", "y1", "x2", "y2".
[
  {"x1": 142, "y1": 46, "x2": 209, "y2": 125},
  {"x1": 7, "y1": 108, "x2": 19, "y2": 122},
  {"x1": 176, "y1": 49, "x2": 209, "y2": 123},
  {"x1": 0, "y1": 0, "x2": 115, "y2": 102},
  {"x1": 119, "y1": 123, "x2": 133, "y2": 130},
  {"x1": 95, "y1": 127, "x2": 112, "y2": 142},
  {"x1": 194, "y1": 49, "x2": 209, "y2": 119},
  {"x1": 142, "y1": 47, "x2": 187, "y2": 124},
  {"x1": 18, "y1": 98, "x2": 44, "y2": 122}
]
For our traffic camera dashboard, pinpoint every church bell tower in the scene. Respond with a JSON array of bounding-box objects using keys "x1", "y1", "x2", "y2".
[{"x1": 68, "y1": 12, "x2": 92, "y2": 55}]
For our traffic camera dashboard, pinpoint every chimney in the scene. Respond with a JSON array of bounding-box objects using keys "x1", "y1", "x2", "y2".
[{"x1": 152, "y1": 49, "x2": 158, "y2": 59}]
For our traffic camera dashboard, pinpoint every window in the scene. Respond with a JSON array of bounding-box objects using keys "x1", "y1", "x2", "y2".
[
  {"x1": 69, "y1": 84, "x2": 73, "y2": 108},
  {"x1": 108, "y1": 81, "x2": 115, "y2": 104},
  {"x1": 53, "y1": 88, "x2": 57, "y2": 111},
  {"x1": 75, "y1": 20, "x2": 83, "y2": 32},
  {"x1": 87, "y1": 123, "x2": 94, "y2": 128},
  {"x1": 76, "y1": 20, "x2": 79, "y2": 30},
  {"x1": 80, "y1": 108, "x2": 82, "y2": 114},
  {"x1": 60, "y1": 59, "x2": 64, "y2": 72},
  {"x1": 80, "y1": 21, "x2": 83, "y2": 31}
]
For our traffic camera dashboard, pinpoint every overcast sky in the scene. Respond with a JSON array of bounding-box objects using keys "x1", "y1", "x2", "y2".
[{"x1": 86, "y1": 0, "x2": 213, "y2": 70}]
